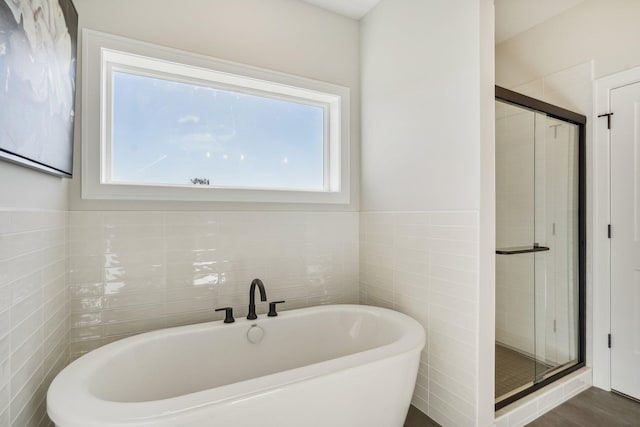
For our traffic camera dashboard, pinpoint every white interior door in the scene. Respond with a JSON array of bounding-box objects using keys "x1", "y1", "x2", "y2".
[{"x1": 610, "y1": 80, "x2": 640, "y2": 400}]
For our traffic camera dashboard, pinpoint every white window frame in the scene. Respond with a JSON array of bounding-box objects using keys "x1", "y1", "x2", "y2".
[{"x1": 81, "y1": 29, "x2": 350, "y2": 204}]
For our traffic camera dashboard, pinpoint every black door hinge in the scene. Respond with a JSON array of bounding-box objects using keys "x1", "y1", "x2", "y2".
[
  {"x1": 598, "y1": 112, "x2": 614, "y2": 129},
  {"x1": 608, "y1": 224, "x2": 612, "y2": 238},
  {"x1": 608, "y1": 334, "x2": 612, "y2": 348}
]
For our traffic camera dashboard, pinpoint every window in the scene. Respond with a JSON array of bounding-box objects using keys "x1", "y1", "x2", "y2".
[
  {"x1": 110, "y1": 71, "x2": 325, "y2": 191},
  {"x1": 82, "y1": 30, "x2": 350, "y2": 204}
]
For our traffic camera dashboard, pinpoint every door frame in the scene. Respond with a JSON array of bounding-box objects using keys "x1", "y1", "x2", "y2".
[{"x1": 593, "y1": 66, "x2": 640, "y2": 390}]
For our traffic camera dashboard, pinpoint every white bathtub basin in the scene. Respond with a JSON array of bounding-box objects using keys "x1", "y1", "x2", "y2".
[{"x1": 47, "y1": 304, "x2": 425, "y2": 427}]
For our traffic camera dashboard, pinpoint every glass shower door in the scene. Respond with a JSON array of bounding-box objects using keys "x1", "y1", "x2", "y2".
[
  {"x1": 495, "y1": 98, "x2": 581, "y2": 406},
  {"x1": 533, "y1": 113, "x2": 580, "y2": 382},
  {"x1": 495, "y1": 100, "x2": 538, "y2": 401}
]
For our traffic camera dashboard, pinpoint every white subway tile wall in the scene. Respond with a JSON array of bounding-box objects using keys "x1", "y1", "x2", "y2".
[
  {"x1": 3, "y1": 207, "x2": 482, "y2": 426},
  {"x1": 0, "y1": 209, "x2": 67, "y2": 427},
  {"x1": 360, "y1": 211, "x2": 479, "y2": 427},
  {"x1": 67, "y1": 211, "x2": 359, "y2": 359}
]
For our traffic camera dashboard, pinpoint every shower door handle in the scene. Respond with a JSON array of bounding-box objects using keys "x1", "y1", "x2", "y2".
[{"x1": 495, "y1": 245, "x2": 550, "y2": 255}]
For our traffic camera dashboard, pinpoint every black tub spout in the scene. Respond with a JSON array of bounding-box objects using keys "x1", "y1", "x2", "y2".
[{"x1": 247, "y1": 278, "x2": 267, "y2": 320}]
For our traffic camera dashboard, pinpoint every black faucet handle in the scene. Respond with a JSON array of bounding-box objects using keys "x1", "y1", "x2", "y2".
[
  {"x1": 215, "y1": 307, "x2": 235, "y2": 323},
  {"x1": 267, "y1": 301, "x2": 286, "y2": 317}
]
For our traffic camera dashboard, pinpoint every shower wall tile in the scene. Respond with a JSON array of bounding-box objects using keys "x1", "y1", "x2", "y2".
[
  {"x1": 0, "y1": 209, "x2": 67, "y2": 427},
  {"x1": 360, "y1": 211, "x2": 479, "y2": 427},
  {"x1": 67, "y1": 211, "x2": 359, "y2": 359}
]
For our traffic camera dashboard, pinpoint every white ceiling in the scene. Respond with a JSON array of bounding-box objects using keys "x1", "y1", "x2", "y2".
[
  {"x1": 302, "y1": 0, "x2": 585, "y2": 41},
  {"x1": 301, "y1": 0, "x2": 381, "y2": 20},
  {"x1": 495, "y1": 0, "x2": 585, "y2": 44}
]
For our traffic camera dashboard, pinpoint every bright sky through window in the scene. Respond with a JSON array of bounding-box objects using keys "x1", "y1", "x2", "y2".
[{"x1": 110, "y1": 71, "x2": 325, "y2": 190}]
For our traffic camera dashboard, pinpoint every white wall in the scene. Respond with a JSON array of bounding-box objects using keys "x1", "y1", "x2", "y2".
[
  {"x1": 0, "y1": 163, "x2": 68, "y2": 212},
  {"x1": 360, "y1": 0, "x2": 495, "y2": 425},
  {"x1": 71, "y1": 0, "x2": 360, "y2": 212},
  {"x1": 0, "y1": 163, "x2": 69, "y2": 426},
  {"x1": 477, "y1": 0, "x2": 496, "y2": 423},
  {"x1": 2, "y1": 2, "x2": 361, "y2": 423},
  {"x1": 0, "y1": 44, "x2": 71, "y2": 421},
  {"x1": 0, "y1": 1, "x2": 503, "y2": 425},
  {"x1": 63, "y1": 0, "x2": 362, "y2": 357},
  {"x1": 360, "y1": 0, "x2": 482, "y2": 212},
  {"x1": 496, "y1": 0, "x2": 640, "y2": 88}
]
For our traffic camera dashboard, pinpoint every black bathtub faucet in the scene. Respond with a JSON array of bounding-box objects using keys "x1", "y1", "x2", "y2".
[{"x1": 247, "y1": 278, "x2": 267, "y2": 320}]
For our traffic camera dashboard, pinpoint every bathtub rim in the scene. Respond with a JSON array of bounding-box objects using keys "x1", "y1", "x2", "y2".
[{"x1": 47, "y1": 304, "x2": 425, "y2": 426}]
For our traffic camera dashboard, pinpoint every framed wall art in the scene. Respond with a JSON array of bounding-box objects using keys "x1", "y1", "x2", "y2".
[{"x1": 0, "y1": 0, "x2": 78, "y2": 177}]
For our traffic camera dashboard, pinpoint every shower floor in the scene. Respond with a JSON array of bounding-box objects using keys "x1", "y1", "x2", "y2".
[{"x1": 495, "y1": 344, "x2": 553, "y2": 399}]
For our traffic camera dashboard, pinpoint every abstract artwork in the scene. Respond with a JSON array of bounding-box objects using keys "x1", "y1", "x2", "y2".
[{"x1": 0, "y1": 0, "x2": 78, "y2": 176}]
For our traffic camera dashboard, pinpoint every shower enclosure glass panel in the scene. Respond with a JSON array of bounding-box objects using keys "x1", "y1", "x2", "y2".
[
  {"x1": 495, "y1": 101, "x2": 537, "y2": 400},
  {"x1": 495, "y1": 98, "x2": 580, "y2": 406},
  {"x1": 533, "y1": 114, "x2": 579, "y2": 382}
]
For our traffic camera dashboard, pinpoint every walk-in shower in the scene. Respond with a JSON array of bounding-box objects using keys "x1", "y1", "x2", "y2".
[{"x1": 495, "y1": 87, "x2": 585, "y2": 409}]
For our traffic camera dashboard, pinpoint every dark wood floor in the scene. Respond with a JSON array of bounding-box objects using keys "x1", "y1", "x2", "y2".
[
  {"x1": 404, "y1": 405, "x2": 440, "y2": 427},
  {"x1": 403, "y1": 388, "x2": 640, "y2": 426},
  {"x1": 526, "y1": 387, "x2": 640, "y2": 426}
]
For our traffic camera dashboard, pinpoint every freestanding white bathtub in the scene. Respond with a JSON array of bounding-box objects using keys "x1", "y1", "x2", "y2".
[{"x1": 47, "y1": 304, "x2": 425, "y2": 427}]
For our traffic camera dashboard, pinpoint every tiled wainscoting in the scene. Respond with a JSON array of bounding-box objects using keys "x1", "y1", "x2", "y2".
[
  {"x1": 0, "y1": 210, "x2": 68, "y2": 426},
  {"x1": 3, "y1": 206, "x2": 586, "y2": 427},
  {"x1": 67, "y1": 211, "x2": 359, "y2": 359},
  {"x1": 360, "y1": 211, "x2": 479, "y2": 427}
]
